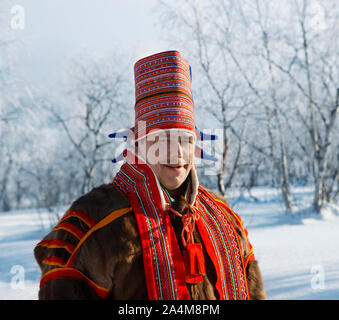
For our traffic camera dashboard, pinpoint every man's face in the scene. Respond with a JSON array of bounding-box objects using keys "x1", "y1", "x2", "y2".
[{"x1": 137, "y1": 130, "x2": 195, "y2": 191}]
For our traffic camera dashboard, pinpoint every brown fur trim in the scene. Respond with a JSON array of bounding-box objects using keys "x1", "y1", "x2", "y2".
[
  {"x1": 70, "y1": 184, "x2": 130, "y2": 223},
  {"x1": 35, "y1": 183, "x2": 133, "y2": 293},
  {"x1": 246, "y1": 260, "x2": 267, "y2": 300}
]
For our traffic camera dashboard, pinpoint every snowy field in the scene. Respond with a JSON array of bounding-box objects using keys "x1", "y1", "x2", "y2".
[{"x1": 0, "y1": 186, "x2": 338, "y2": 300}]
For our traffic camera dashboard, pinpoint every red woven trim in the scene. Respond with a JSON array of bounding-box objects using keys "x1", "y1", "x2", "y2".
[
  {"x1": 197, "y1": 186, "x2": 250, "y2": 299},
  {"x1": 36, "y1": 240, "x2": 76, "y2": 254},
  {"x1": 40, "y1": 267, "x2": 109, "y2": 299},
  {"x1": 60, "y1": 210, "x2": 96, "y2": 229},
  {"x1": 211, "y1": 196, "x2": 244, "y2": 227},
  {"x1": 136, "y1": 88, "x2": 193, "y2": 105},
  {"x1": 117, "y1": 160, "x2": 190, "y2": 300},
  {"x1": 195, "y1": 216, "x2": 225, "y2": 298},
  {"x1": 135, "y1": 99, "x2": 194, "y2": 119},
  {"x1": 212, "y1": 193, "x2": 255, "y2": 261},
  {"x1": 131, "y1": 192, "x2": 159, "y2": 300},
  {"x1": 53, "y1": 222, "x2": 85, "y2": 240},
  {"x1": 135, "y1": 51, "x2": 189, "y2": 70},
  {"x1": 42, "y1": 256, "x2": 66, "y2": 267},
  {"x1": 213, "y1": 199, "x2": 250, "y2": 298},
  {"x1": 136, "y1": 124, "x2": 195, "y2": 140}
]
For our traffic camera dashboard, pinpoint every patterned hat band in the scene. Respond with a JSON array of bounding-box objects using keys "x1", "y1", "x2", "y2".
[{"x1": 109, "y1": 50, "x2": 218, "y2": 162}]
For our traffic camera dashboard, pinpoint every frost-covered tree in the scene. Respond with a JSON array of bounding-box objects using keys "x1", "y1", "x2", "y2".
[
  {"x1": 45, "y1": 54, "x2": 132, "y2": 194},
  {"x1": 155, "y1": 0, "x2": 338, "y2": 213}
]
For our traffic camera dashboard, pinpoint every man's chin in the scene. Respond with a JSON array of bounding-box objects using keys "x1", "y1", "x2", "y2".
[{"x1": 160, "y1": 174, "x2": 186, "y2": 191}]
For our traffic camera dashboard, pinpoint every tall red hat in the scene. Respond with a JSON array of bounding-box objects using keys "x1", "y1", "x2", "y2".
[
  {"x1": 133, "y1": 50, "x2": 195, "y2": 140},
  {"x1": 109, "y1": 50, "x2": 217, "y2": 162}
]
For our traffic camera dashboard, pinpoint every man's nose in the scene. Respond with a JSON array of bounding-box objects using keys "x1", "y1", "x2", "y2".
[
  {"x1": 177, "y1": 141, "x2": 184, "y2": 158},
  {"x1": 167, "y1": 140, "x2": 184, "y2": 163}
]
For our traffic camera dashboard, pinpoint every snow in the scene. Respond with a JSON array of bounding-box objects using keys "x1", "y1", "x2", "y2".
[
  {"x1": 230, "y1": 188, "x2": 339, "y2": 300},
  {"x1": 0, "y1": 186, "x2": 338, "y2": 300},
  {"x1": 0, "y1": 209, "x2": 59, "y2": 300}
]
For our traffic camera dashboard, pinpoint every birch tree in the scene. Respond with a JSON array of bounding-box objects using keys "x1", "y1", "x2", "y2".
[
  {"x1": 265, "y1": 0, "x2": 339, "y2": 211},
  {"x1": 46, "y1": 54, "x2": 131, "y2": 194},
  {"x1": 155, "y1": 0, "x2": 338, "y2": 213}
]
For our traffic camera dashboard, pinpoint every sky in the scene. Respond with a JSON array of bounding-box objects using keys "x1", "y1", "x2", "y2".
[
  {"x1": 1, "y1": 0, "x2": 173, "y2": 87},
  {"x1": 3, "y1": 0, "x2": 330, "y2": 91}
]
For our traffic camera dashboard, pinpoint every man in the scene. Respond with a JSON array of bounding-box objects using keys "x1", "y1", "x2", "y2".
[{"x1": 34, "y1": 50, "x2": 266, "y2": 300}]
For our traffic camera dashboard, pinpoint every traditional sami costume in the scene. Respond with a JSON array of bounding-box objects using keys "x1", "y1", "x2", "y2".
[{"x1": 34, "y1": 51, "x2": 266, "y2": 300}]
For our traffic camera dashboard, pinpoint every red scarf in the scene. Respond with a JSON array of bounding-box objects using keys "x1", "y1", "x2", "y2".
[{"x1": 113, "y1": 151, "x2": 249, "y2": 300}]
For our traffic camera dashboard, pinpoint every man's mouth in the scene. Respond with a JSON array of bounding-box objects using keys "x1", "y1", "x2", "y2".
[{"x1": 164, "y1": 164, "x2": 186, "y2": 171}]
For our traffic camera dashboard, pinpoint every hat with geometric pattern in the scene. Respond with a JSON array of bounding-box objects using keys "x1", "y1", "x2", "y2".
[{"x1": 109, "y1": 50, "x2": 217, "y2": 162}]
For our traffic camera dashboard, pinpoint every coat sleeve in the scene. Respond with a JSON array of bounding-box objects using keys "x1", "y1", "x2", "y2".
[
  {"x1": 34, "y1": 184, "x2": 132, "y2": 300},
  {"x1": 34, "y1": 208, "x2": 112, "y2": 299}
]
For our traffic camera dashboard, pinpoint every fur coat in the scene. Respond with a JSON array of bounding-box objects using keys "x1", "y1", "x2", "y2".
[{"x1": 34, "y1": 183, "x2": 266, "y2": 300}]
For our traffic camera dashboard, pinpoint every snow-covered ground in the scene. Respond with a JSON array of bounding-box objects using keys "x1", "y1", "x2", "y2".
[
  {"x1": 0, "y1": 208, "x2": 62, "y2": 299},
  {"x1": 0, "y1": 186, "x2": 338, "y2": 300},
  {"x1": 229, "y1": 186, "x2": 339, "y2": 300}
]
